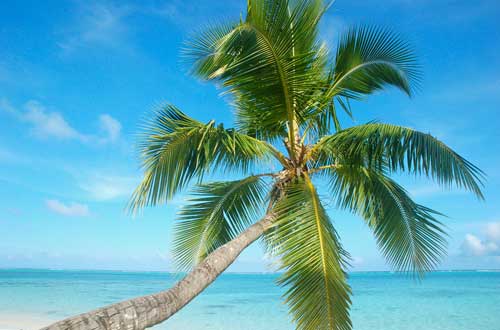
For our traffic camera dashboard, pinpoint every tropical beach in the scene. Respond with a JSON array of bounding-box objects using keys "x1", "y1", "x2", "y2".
[
  {"x1": 2, "y1": 270, "x2": 500, "y2": 330},
  {"x1": 1, "y1": 0, "x2": 500, "y2": 329}
]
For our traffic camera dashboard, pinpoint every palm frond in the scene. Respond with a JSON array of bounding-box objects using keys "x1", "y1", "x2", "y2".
[
  {"x1": 129, "y1": 105, "x2": 273, "y2": 211},
  {"x1": 327, "y1": 25, "x2": 420, "y2": 100},
  {"x1": 310, "y1": 123, "x2": 485, "y2": 198},
  {"x1": 326, "y1": 165, "x2": 447, "y2": 275},
  {"x1": 183, "y1": 0, "x2": 329, "y2": 143},
  {"x1": 182, "y1": 20, "x2": 238, "y2": 78},
  {"x1": 173, "y1": 176, "x2": 268, "y2": 270},
  {"x1": 302, "y1": 25, "x2": 420, "y2": 139},
  {"x1": 267, "y1": 176, "x2": 352, "y2": 330}
]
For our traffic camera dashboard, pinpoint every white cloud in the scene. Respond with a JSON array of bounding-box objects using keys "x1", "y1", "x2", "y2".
[
  {"x1": 155, "y1": 250, "x2": 172, "y2": 263},
  {"x1": 46, "y1": 199, "x2": 90, "y2": 217},
  {"x1": 461, "y1": 233, "x2": 499, "y2": 257},
  {"x1": 99, "y1": 114, "x2": 122, "y2": 143},
  {"x1": 59, "y1": 3, "x2": 130, "y2": 53},
  {"x1": 150, "y1": 3, "x2": 179, "y2": 20},
  {"x1": 351, "y1": 256, "x2": 365, "y2": 267},
  {"x1": 147, "y1": 1, "x2": 241, "y2": 28},
  {"x1": 408, "y1": 185, "x2": 443, "y2": 198},
  {"x1": 0, "y1": 98, "x2": 19, "y2": 115},
  {"x1": 79, "y1": 173, "x2": 138, "y2": 201},
  {"x1": 485, "y1": 222, "x2": 500, "y2": 241},
  {"x1": 1, "y1": 99, "x2": 121, "y2": 144},
  {"x1": 434, "y1": 78, "x2": 500, "y2": 103},
  {"x1": 408, "y1": 183, "x2": 467, "y2": 198},
  {"x1": 0, "y1": 146, "x2": 22, "y2": 163},
  {"x1": 24, "y1": 101, "x2": 84, "y2": 140}
]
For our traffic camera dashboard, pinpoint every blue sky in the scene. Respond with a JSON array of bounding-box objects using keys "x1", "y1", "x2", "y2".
[{"x1": 1, "y1": 0, "x2": 499, "y2": 272}]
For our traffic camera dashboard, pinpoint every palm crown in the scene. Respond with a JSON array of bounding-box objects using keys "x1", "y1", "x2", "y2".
[{"x1": 130, "y1": 1, "x2": 484, "y2": 329}]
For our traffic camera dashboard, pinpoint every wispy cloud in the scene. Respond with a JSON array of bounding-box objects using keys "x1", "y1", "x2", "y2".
[
  {"x1": 350, "y1": 256, "x2": 365, "y2": 269},
  {"x1": 408, "y1": 184, "x2": 445, "y2": 198},
  {"x1": 24, "y1": 100, "x2": 84, "y2": 140},
  {"x1": 400, "y1": 74, "x2": 500, "y2": 151},
  {"x1": 57, "y1": 1, "x2": 245, "y2": 55},
  {"x1": 0, "y1": 62, "x2": 10, "y2": 83},
  {"x1": 6, "y1": 208, "x2": 23, "y2": 217},
  {"x1": 71, "y1": 168, "x2": 192, "y2": 204},
  {"x1": 149, "y1": 2, "x2": 180, "y2": 21},
  {"x1": 348, "y1": 0, "x2": 500, "y2": 26},
  {"x1": 146, "y1": 0, "x2": 242, "y2": 28},
  {"x1": 416, "y1": 0, "x2": 500, "y2": 26},
  {"x1": 0, "y1": 146, "x2": 23, "y2": 163},
  {"x1": 320, "y1": 13, "x2": 347, "y2": 45},
  {"x1": 408, "y1": 183, "x2": 467, "y2": 198},
  {"x1": 0, "y1": 98, "x2": 121, "y2": 145},
  {"x1": 99, "y1": 114, "x2": 122, "y2": 143},
  {"x1": 78, "y1": 172, "x2": 138, "y2": 201},
  {"x1": 46, "y1": 199, "x2": 90, "y2": 217},
  {"x1": 461, "y1": 234, "x2": 499, "y2": 257},
  {"x1": 58, "y1": 2, "x2": 132, "y2": 53},
  {"x1": 432, "y1": 77, "x2": 500, "y2": 103},
  {"x1": 485, "y1": 222, "x2": 500, "y2": 241},
  {"x1": 0, "y1": 98, "x2": 18, "y2": 115}
]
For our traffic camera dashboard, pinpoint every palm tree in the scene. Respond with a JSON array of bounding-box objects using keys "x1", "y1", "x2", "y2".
[{"x1": 41, "y1": 1, "x2": 484, "y2": 330}]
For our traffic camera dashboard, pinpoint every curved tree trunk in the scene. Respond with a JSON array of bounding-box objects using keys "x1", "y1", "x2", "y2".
[{"x1": 40, "y1": 214, "x2": 274, "y2": 330}]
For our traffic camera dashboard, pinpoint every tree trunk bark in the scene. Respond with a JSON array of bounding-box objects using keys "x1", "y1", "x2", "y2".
[{"x1": 40, "y1": 214, "x2": 274, "y2": 330}]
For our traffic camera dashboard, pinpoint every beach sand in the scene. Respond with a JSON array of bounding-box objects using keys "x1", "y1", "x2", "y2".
[{"x1": 0, "y1": 313, "x2": 54, "y2": 330}]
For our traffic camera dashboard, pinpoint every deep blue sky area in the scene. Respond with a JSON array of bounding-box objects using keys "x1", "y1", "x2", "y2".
[{"x1": 1, "y1": 0, "x2": 499, "y2": 272}]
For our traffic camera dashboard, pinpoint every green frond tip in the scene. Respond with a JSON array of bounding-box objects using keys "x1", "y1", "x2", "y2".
[
  {"x1": 312, "y1": 123, "x2": 485, "y2": 199},
  {"x1": 173, "y1": 176, "x2": 269, "y2": 271},
  {"x1": 327, "y1": 165, "x2": 448, "y2": 275},
  {"x1": 128, "y1": 104, "x2": 273, "y2": 213},
  {"x1": 267, "y1": 177, "x2": 352, "y2": 330},
  {"x1": 328, "y1": 25, "x2": 421, "y2": 99}
]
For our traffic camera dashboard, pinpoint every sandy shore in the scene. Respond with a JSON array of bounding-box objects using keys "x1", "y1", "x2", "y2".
[{"x1": 0, "y1": 313, "x2": 55, "y2": 330}]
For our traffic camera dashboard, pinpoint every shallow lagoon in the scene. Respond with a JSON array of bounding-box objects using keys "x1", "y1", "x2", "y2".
[{"x1": 0, "y1": 270, "x2": 499, "y2": 330}]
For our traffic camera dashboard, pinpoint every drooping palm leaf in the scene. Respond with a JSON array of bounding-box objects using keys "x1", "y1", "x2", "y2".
[
  {"x1": 327, "y1": 26, "x2": 420, "y2": 99},
  {"x1": 303, "y1": 26, "x2": 420, "y2": 139},
  {"x1": 129, "y1": 105, "x2": 274, "y2": 211},
  {"x1": 310, "y1": 123, "x2": 485, "y2": 198},
  {"x1": 268, "y1": 176, "x2": 352, "y2": 330},
  {"x1": 325, "y1": 165, "x2": 447, "y2": 274},
  {"x1": 173, "y1": 176, "x2": 268, "y2": 270}
]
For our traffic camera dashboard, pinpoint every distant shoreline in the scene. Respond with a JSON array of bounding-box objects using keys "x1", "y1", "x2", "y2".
[{"x1": 1, "y1": 267, "x2": 499, "y2": 274}]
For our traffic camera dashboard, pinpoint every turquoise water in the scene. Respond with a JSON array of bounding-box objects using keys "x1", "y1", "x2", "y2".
[{"x1": 0, "y1": 270, "x2": 499, "y2": 330}]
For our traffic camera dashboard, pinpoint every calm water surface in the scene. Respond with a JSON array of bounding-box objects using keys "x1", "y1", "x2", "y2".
[{"x1": 0, "y1": 269, "x2": 499, "y2": 330}]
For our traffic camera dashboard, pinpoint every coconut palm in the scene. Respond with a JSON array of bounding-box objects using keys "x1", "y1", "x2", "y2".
[{"x1": 41, "y1": 1, "x2": 484, "y2": 330}]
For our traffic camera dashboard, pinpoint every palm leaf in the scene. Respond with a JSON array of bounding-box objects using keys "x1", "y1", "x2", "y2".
[
  {"x1": 301, "y1": 26, "x2": 420, "y2": 137},
  {"x1": 310, "y1": 123, "x2": 485, "y2": 198},
  {"x1": 267, "y1": 176, "x2": 352, "y2": 330},
  {"x1": 129, "y1": 105, "x2": 273, "y2": 211},
  {"x1": 183, "y1": 0, "x2": 329, "y2": 144},
  {"x1": 328, "y1": 25, "x2": 420, "y2": 99},
  {"x1": 326, "y1": 165, "x2": 447, "y2": 274},
  {"x1": 173, "y1": 176, "x2": 268, "y2": 270}
]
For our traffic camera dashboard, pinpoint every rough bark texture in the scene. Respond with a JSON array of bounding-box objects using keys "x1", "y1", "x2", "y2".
[{"x1": 40, "y1": 215, "x2": 273, "y2": 330}]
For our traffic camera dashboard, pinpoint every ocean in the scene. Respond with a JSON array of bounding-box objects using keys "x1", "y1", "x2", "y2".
[{"x1": 0, "y1": 269, "x2": 499, "y2": 330}]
